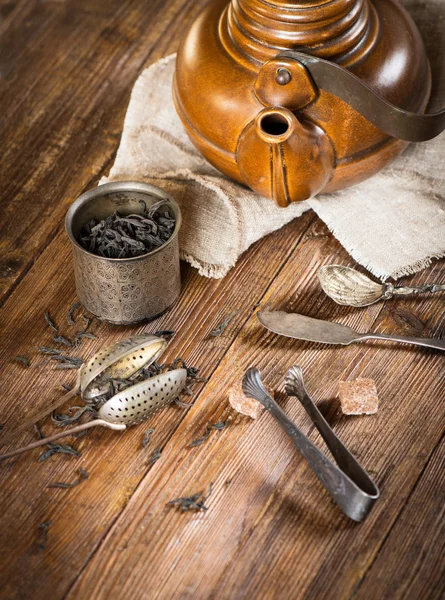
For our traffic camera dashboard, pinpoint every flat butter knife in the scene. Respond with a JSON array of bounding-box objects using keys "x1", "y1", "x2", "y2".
[{"x1": 257, "y1": 310, "x2": 445, "y2": 352}]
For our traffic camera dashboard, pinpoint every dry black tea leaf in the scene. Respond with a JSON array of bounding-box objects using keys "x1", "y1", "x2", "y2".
[
  {"x1": 51, "y1": 405, "x2": 95, "y2": 427},
  {"x1": 190, "y1": 421, "x2": 227, "y2": 448},
  {"x1": 48, "y1": 467, "x2": 89, "y2": 489},
  {"x1": 66, "y1": 302, "x2": 80, "y2": 325},
  {"x1": 175, "y1": 398, "x2": 194, "y2": 408},
  {"x1": 167, "y1": 483, "x2": 213, "y2": 512},
  {"x1": 39, "y1": 443, "x2": 81, "y2": 462},
  {"x1": 52, "y1": 334, "x2": 73, "y2": 347},
  {"x1": 13, "y1": 356, "x2": 30, "y2": 368},
  {"x1": 75, "y1": 332, "x2": 97, "y2": 340},
  {"x1": 44, "y1": 311, "x2": 59, "y2": 332},
  {"x1": 142, "y1": 428, "x2": 155, "y2": 449},
  {"x1": 154, "y1": 330, "x2": 176, "y2": 339},
  {"x1": 78, "y1": 203, "x2": 176, "y2": 259},
  {"x1": 209, "y1": 310, "x2": 241, "y2": 337},
  {"x1": 39, "y1": 347, "x2": 62, "y2": 355},
  {"x1": 149, "y1": 448, "x2": 162, "y2": 463},
  {"x1": 38, "y1": 521, "x2": 51, "y2": 551}
]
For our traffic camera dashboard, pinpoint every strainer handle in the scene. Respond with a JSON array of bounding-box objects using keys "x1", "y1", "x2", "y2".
[
  {"x1": 0, "y1": 420, "x2": 126, "y2": 462},
  {"x1": 0, "y1": 385, "x2": 81, "y2": 447}
]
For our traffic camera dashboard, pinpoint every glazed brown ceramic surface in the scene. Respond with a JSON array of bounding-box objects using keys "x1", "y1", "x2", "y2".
[{"x1": 174, "y1": 0, "x2": 431, "y2": 205}]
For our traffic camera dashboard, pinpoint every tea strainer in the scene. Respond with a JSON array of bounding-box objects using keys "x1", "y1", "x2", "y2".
[
  {"x1": 0, "y1": 334, "x2": 186, "y2": 459},
  {"x1": 0, "y1": 368, "x2": 187, "y2": 461}
]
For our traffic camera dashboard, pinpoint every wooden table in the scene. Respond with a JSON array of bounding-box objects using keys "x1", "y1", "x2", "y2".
[{"x1": 0, "y1": 1, "x2": 444, "y2": 599}]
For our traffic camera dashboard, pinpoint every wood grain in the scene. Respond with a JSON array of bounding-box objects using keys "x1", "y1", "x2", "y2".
[
  {"x1": 0, "y1": 1, "x2": 443, "y2": 599},
  {"x1": 65, "y1": 222, "x2": 444, "y2": 600},
  {"x1": 0, "y1": 0, "x2": 207, "y2": 302},
  {"x1": 353, "y1": 435, "x2": 445, "y2": 600},
  {"x1": 0, "y1": 205, "x2": 315, "y2": 598}
]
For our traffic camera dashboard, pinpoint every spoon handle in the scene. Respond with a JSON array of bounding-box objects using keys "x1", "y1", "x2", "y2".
[
  {"x1": 358, "y1": 333, "x2": 445, "y2": 352},
  {"x1": 242, "y1": 368, "x2": 377, "y2": 521},
  {"x1": 0, "y1": 385, "x2": 81, "y2": 447},
  {"x1": 391, "y1": 284, "x2": 445, "y2": 297},
  {"x1": 0, "y1": 420, "x2": 126, "y2": 461}
]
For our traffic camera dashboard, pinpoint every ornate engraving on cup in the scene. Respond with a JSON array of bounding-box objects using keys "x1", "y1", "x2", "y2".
[{"x1": 66, "y1": 182, "x2": 182, "y2": 325}]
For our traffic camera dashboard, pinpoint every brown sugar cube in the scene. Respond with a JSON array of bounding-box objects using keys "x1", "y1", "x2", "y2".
[
  {"x1": 338, "y1": 378, "x2": 379, "y2": 415},
  {"x1": 228, "y1": 382, "x2": 263, "y2": 420}
]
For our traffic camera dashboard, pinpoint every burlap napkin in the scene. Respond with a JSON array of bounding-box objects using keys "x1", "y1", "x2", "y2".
[{"x1": 102, "y1": 3, "x2": 445, "y2": 280}]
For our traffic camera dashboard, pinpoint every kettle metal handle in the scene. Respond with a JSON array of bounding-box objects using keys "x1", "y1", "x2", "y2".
[{"x1": 275, "y1": 50, "x2": 445, "y2": 143}]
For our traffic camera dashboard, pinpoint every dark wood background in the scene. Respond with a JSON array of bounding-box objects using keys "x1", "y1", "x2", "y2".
[{"x1": 0, "y1": 1, "x2": 443, "y2": 599}]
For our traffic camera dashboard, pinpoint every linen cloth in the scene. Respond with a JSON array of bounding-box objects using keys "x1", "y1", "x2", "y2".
[{"x1": 101, "y1": 1, "x2": 445, "y2": 280}]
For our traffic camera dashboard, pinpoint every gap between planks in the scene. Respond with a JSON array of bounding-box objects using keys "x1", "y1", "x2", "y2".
[
  {"x1": 0, "y1": 0, "x2": 204, "y2": 306},
  {"x1": 65, "y1": 248, "x2": 444, "y2": 599},
  {"x1": 60, "y1": 215, "x2": 319, "y2": 598}
]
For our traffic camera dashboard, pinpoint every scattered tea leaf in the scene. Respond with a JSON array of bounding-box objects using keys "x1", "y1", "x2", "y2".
[
  {"x1": 190, "y1": 421, "x2": 227, "y2": 448},
  {"x1": 48, "y1": 467, "x2": 89, "y2": 489},
  {"x1": 209, "y1": 310, "x2": 241, "y2": 337},
  {"x1": 75, "y1": 332, "x2": 97, "y2": 340},
  {"x1": 142, "y1": 428, "x2": 155, "y2": 448},
  {"x1": 39, "y1": 443, "x2": 81, "y2": 462},
  {"x1": 52, "y1": 334, "x2": 73, "y2": 347},
  {"x1": 61, "y1": 384, "x2": 73, "y2": 391},
  {"x1": 149, "y1": 448, "x2": 162, "y2": 463},
  {"x1": 39, "y1": 346, "x2": 62, "y2": 355},
  {"x1": 51, "y1": 406, "x2": 95, "y2": 427},
  {"x1": 66, "y1": 302, "x2": 80, "y2": 326},
  {"x1": 167, "y1": 483, "x2": 213, "y2": 512},
  {"x1": 209, "y1": 421, "x2": 227, "y2": 432},
  {"x1": 154, "y1": 330, "x2": 176, "y2": 339},
  {"x1": 13, "y1": 356, "x2": 30, "y2": 368},
  {"x1": 44, "y1": 311, "x2": 59, "y2": 332},
  {"x1": 175, "y1": 398, "x2": 194, "y2": 408},
  {"x1": 49, "y1": 354, "x2": 83, "y2": 366},
  {"x1": 38, "y1": 521, "x2": 51, "y2": 551}
]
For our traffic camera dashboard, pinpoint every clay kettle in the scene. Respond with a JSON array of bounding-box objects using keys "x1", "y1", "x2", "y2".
[{"x1": 174, "y1": 0, "x2": 445, "y2": 206}]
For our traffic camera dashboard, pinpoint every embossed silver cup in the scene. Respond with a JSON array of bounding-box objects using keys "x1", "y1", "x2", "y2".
[{"x1": 65, "y1": 181, "x2": 182, "y2": 325}]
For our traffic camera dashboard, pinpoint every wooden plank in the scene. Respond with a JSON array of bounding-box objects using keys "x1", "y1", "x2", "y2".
[
  {"x1": 0, "y1": 2, "x2": 443, "y2": 599},
  {"x1": 0, "y1": 0, "x2": 208, "y2": 302},
  {"x1": 353, "y1": 435, "x2": 445, "y2": 600},
  {"x1": 0, "y1": 201, "x2": 315, "y2": 599},
  {"x1": 65, "y1": 223, "x2": 444, "y2": 599}
]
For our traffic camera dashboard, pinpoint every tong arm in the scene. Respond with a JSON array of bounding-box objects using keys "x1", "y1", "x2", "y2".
[
  {"x1": 243, "y1": 368, "x2": 379, "y2": 521},
  {"x1": 285, "y1": 366, "x2": 378, "y2": 498}
]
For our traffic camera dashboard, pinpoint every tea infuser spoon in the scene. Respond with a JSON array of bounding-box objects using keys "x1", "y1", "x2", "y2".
[
  {"x1": 0, "y1": 334, "x2": 168, "y2": 446},
  {"x1": 242, "y1": 367, "x2": 379, "y2": 522},
  {"x1": 0, "y1": 368, "x2": 187, "y2": 461},
  {"x1": 318, "y1": 265, "x2": 445, "y2": 308}
]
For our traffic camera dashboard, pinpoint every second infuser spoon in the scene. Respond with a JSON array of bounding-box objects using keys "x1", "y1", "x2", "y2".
[{"x1": 318, "y1": 265, "x2": 445, "y2": 307}]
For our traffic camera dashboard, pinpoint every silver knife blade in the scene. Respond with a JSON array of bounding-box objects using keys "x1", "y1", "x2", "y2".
[{"x1": 257, "y1": 310, "x2": 359, "y2": 345}]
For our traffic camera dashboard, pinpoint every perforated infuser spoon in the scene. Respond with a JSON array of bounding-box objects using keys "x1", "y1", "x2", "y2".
[
  {"x1": 0, "y1": 335, "x2": 169, "y2": 446},
  {"x1": 0, "y1": 368, "x2": 187, "y2": 461}
]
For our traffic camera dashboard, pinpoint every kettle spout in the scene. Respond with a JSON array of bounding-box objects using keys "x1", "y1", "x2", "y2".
[{"x1": 237, "y1": 108, "x2": 335, "y2": 207}]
